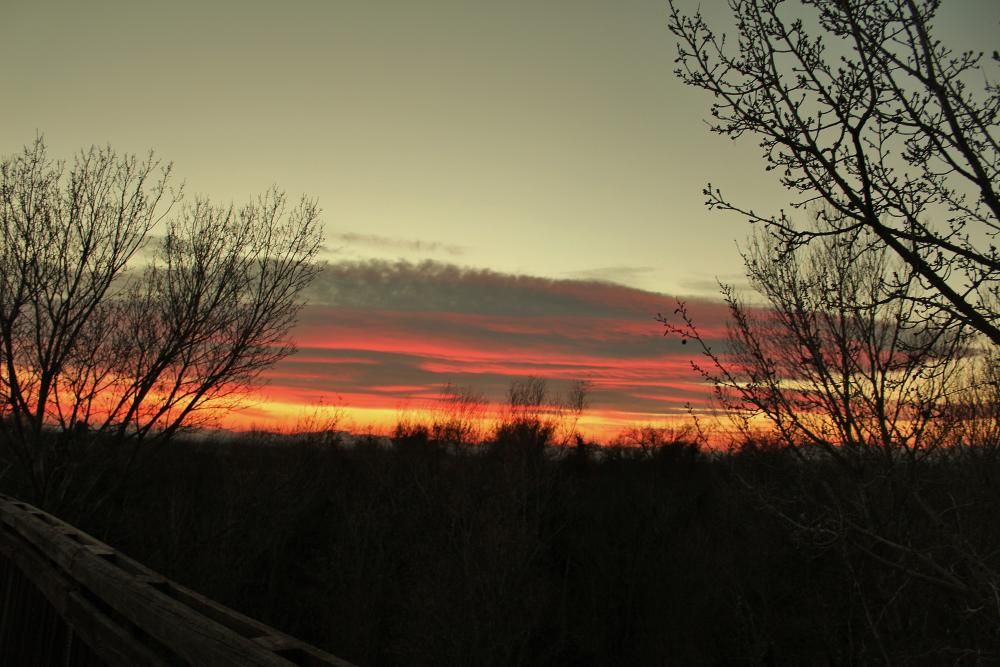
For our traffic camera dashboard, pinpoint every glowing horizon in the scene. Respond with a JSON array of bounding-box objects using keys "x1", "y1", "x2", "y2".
[
  {"x1": 7, "y1": 2, "x2": 989, "y2": 444},
  {"x1": 210, "y1": 260, "x2": 733, "y2": 442}
]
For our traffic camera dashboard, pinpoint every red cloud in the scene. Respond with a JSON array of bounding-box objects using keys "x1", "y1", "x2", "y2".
[{"x1": 228, "y1": 265, "x2": 735, "y2": 438}]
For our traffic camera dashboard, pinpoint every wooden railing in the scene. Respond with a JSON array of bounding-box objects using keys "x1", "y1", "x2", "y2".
[{"x1": 0, "y1": 494, "x2": 354, "y2": 666}]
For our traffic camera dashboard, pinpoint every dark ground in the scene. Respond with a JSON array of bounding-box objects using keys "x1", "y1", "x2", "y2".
[{"x1": 4, "y1": 427, "x2": 1000, "y2": 665}]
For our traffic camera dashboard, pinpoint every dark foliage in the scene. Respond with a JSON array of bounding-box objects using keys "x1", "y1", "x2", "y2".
[{"x1": 5, "y1": 427, "x2": 1000, "y2": 665}]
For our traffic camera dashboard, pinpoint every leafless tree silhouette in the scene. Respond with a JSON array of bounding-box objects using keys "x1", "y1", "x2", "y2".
[
  {"x1": 664, "y1": 223, "x2": 973, "y2": 460},
  {"x1": 668, "y1": 0, "x2": 1000, "y2": 344},
  {"x1": 662, "y1": 223, "x2": 1000, "y2": 651},
  {"x1": 0, "y1": 138, "x2": 322, "y2": 506}
]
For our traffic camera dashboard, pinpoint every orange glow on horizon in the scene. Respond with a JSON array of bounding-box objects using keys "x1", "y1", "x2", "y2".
[
  {"x1": 186, "y1": 295, "x2": 736, "y2": 443},
  {"x1": 217, "y1": 386, "x2": 717, "y2": 446}
]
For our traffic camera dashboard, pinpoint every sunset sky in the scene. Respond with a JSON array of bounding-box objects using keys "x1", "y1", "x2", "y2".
[{"x1": 3, "y1": 1, "x2": 996, "y2": 437}]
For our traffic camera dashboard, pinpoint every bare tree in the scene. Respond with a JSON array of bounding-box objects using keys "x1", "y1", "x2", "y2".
[
  {"x1": 668, "y1": 0, "x2": 1000, "y2": 344},
  {"x1": 662, "y1": 227, "x2": 1000, "y2": 654},
  {"x1": 494, "y1": 377, "x2": 555, "y2": 450},
  {"x1": 560, "y1": 378, "x2": 592, "y2": 446},
  {"x1": 0, "y1": 139, "x2": 323, "y2": 506},
  {"x1": 942, "y1": 347, "x2": 1000, "y2": 454},
  {"x1": 664, "y1": 225, "x2": 972, "y2": 461},
  {"x1": 430, "y1": 383, "x2": 489, "y2": 448}
]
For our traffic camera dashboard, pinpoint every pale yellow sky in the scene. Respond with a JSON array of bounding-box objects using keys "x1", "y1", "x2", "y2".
[
  {"x1": 2, "y1": 0, "x2": 996, "y2": 295},
  {"x1": 4, "y1": 0, "x2": 996, "y2": 432}
]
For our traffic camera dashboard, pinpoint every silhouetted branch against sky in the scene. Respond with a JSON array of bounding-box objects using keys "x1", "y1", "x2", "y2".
[
  {"x1": 1, "y1": 1, "x2": 994, "y2": 437},
  {"x1": 0, "y1": 138, "x2": 322, "y2": 504},
  {"x1": 668, "y1": 0, "x2": 1000, "y2": 344}
]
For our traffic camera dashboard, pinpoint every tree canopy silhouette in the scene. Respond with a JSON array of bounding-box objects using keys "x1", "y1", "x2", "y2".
[
  {"x1": 668, "y1": 0, "x2": 1000, "y2": 344},
  {"x1": 0, "y1": 138, "x2": 323, "y2": 506}
]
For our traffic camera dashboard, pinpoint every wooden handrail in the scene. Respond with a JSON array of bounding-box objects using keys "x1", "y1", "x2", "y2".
[{"x1": 0, "y1": 494, "x2": 354, "y2": 667}]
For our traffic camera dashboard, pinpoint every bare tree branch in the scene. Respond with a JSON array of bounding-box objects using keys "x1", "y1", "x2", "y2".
[
  {"x1": 0, "y1": 138, "x2": 323, "y2": 508},
  {"x1": 668, "y1": 0, "x2": 1000, "y2": 344}
]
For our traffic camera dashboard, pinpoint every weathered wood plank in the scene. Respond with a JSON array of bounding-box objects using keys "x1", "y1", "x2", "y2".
[
  {"x1": 64, "y1": 590, "x2": 171, "y2": 667},
  {"x1": 0, "y1": 522, "x2": 75, "y2": 617},
  {"x1": 0, "y1": 494, "x2": 354, "y2": 667}
]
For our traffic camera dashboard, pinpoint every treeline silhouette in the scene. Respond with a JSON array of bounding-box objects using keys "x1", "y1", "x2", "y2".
[{"x1": 4, "y1": 421, "x2": 999, "y2": 665}]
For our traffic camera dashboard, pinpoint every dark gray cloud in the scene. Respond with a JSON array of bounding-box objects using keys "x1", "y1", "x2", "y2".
[
  {"x1": 279, "y1": 261, "x2": 733, "y2": 420},
  {"x1": 303, "y1": 259, "x2": 673, "y2": 319}
]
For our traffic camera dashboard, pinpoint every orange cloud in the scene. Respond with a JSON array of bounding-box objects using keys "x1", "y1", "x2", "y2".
[{"x1": 221, "y1": 261, "x2": 733, "y2": 439}]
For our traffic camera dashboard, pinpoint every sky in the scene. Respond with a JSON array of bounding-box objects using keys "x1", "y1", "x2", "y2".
[{"x1": 3, "y1": 0, "x2": 996, "y2": 438}]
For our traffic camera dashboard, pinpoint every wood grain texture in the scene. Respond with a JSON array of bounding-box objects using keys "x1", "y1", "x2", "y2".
[{"x1": 0, "y1": 494, "x2": 354, "y2": 667}]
